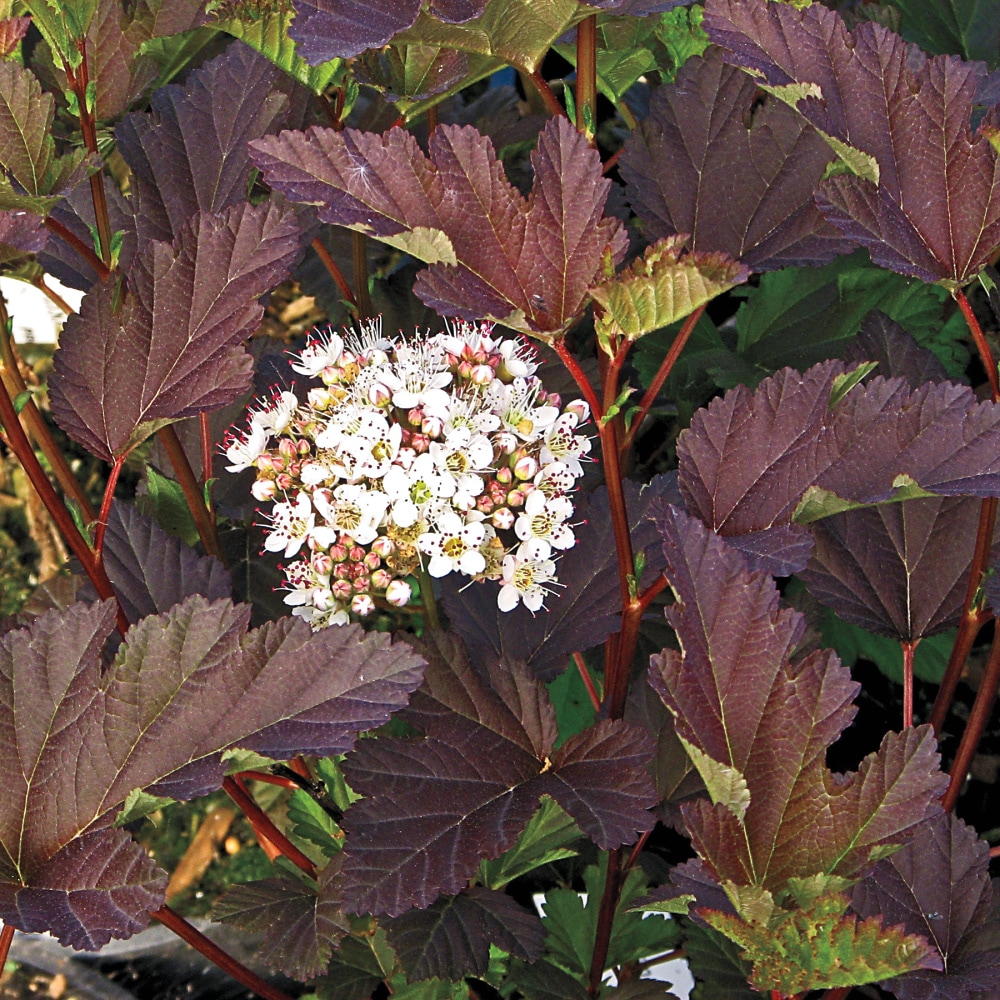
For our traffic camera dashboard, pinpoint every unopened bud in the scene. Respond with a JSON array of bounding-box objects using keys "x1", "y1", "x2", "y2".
[
  {"x1": 332, "y1": 579, "x2": 353, "y2": 601},
  {"x1": 492, "y1": 507, "x2": 515, "y2": 530},
  {"x1": 514, "y1": 455, "x2": 538, "y2": 481},
  {"x1": 352, "y1": 593, "x2": 376, "y2": 616},
  {"x1": 252, "y1": 479, "x2": 276, "y2": 502},
  {"x1": 371, "y1": 568, "x2": 392, "y2": 590},
  {"x1": 385, "y1": 579, "x2": 413, "y2": 607}
]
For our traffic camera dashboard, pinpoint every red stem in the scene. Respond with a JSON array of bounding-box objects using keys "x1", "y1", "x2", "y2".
[
  {"x1": 636, "y1": 573, "x2": 669, "y2": 615},
  {"x1": 602, "y1": 147, "x2": 623, "y2": 176},
  {"x1": 954, "y1": 287, "x2": 999, "y2": 401},
  {"x1": 943, "y1": 627, "x2": 1000, "y2": 811},
  {"x1": 150, "y1": 906, "x2": 296, "y2": 1000},
  {"x1": 311, "y1": 236, "x2": 357, "y2": 310},
  {"x1": 222, "y1": 775, "x2": 317, "y2": 878},
  {"x1": 94, "y1": 455, "x2": 124, "y2": 556},
  {"x1": 552, "y1": 338, "x2": 603, "y2": 422},
  {"x1": 576, "y1": 14, "x2": 598, "y2": 137},
  {"x1": 199, "y1": 412, "x2": 213, "y2": 485},
  {"x1": 158, "y1": 425, "x2": 222, "y2": 560},
  {"x1": 234, "y1": 770, "x2": 300, "y2": 790},
  {"x1": 352, "y1": 232, "x2": 372, "y2": 320},
  {"x1": 0, "y1": 368, "x2": 128, "y2": 635},
  {"x1": 823, "y1": 990, "x2": 851, "y2": 1000},
  {"x1": 588, "y1": 849, "x2": 622, "y2": 994},
  {"x1": 602, "y1": 337, "x2": 631, "y2": 416},
  {"x1": 43, "y1": 216, "x2": 110, "y2": 280},
  {"x1": 620, "y1": 305, "x2": 706, "y2": 454},
  {"x1": 0, "y1": 921, "x2": 13, "y2": 971},
  {"x1": 902, "y1": 639, "x2": 918, "y2": 729},
  {"x1": 527, "y1": 70, "x2": 566, "y2": 118},
  {"x1": 572, "y1": 651, "x2": 602, "y2": 712},
  {"x1": 623, "y1": 829, "x2": 651, "y2": 873}
]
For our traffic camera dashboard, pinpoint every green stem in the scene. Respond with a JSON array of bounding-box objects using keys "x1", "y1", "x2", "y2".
[
  {"x1": 943, "y1": 627, "x2": 1000, "y2": 811},
  {"x1": 151, "y1": 906, "x2": 297, "y2": 1000},
  {"x1": 620, "y1": 305, "x2": 705, "y2": 454},
  {"x1": 158, "y1": 425, "x2": 222, "y2": 559},
  {"x1": 418, "y1": 567, "x2": 441, "y2": 631},
  {"x1": 576, "y1": 14, "x2": 598, "y2": 138}
]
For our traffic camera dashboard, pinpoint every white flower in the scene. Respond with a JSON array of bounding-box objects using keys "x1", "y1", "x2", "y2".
[
  {"x1": 264, "y1": 492, "x2": 314, "y2": 558},
  {"x1": 534, "y1": 461, "x2": 578, "y2": 498},
  {"x1": 495, "y1": 378, "x2": 559, "y2": 441},
  {"x1": 498, "y1": 337, "x2": 537, "y2": 378},
  {"x1": 540, "y1": 411, "x2": 591, "y2": 477},
  {"x1": 225, "y1": 420, "x2": 268, "y2": 472},
  {"x1": 382, "y1": 453, "x2": 456, "y2": 528},
  {"x1": 255, "y1": 390, "x2": 299, "y2": 435},
  {"x1": 497, "y1": 542, "x2": 558, "y2": 612},
  {"x1": 292, "y1": 329, "x2": 344, "y2": 376},
  {"x1": 313, "y1": 484, "x2": 389, "y2": 545},
  {"x1": 514, "y1": 490, "x2": 575, "y2": 555},
  {"x1": 418, "y1": 513, "x2": 488, "y2": 577}
]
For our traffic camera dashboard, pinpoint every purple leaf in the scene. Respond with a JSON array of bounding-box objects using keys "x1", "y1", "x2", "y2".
[
  {"x1": 0, "y1": 597, "x2": 425, "y2": 948},
  {"x1": 678, "y1": 360, "x2": 1000, "y2": 555},
  {"x1": 249, "y1": 117, "x2": 627, "y2": 339},
  {"x1": 650, "y1": 506, "x2": 947, "y2": 888},
  {"x1": 845, "y1": 311, "x2": 950, "y2": 390},
  {"x1": 703, "y1": 0, "x2": 1000, "y2": 284},
  {"x1": 852, "y1": 813, "x2": 1000, "y2": 1000},
  {"x1": 94, "y1": 501, "x2": 231, "y2": 622},
  {"x1": 429, "y1": 0, "x2": 488, "y2": 22},
  {"x1": 212, "y1": 860, "x2": 349, "y2": 981},
  {"x1": 116, "y1": 41, "x2": 288, "y2": 246},
  {"x1": 289, "y1": 0, "x2": 423, "y2": 62},
  {"x1": 340, "y1": 634, "x2": 656, "y2": 915},
  {"x1": 0, "y1": 208, "x2": 46, "y2": 263},
  {"x1": 799, "y1": 496, "x2": 982, "y2": 641},
  {"x1": 619, "y1": 48, "x2": 851, "y2": 271},
  {"x1": 48, "y1": 200, "x2": 305, "y2": 461},
  {"x1": 441, "y1": 477, "x2": 675, "y2": 679},
  {"x1": 386, "y1": 886, "x2": 544, "y2": 980}
]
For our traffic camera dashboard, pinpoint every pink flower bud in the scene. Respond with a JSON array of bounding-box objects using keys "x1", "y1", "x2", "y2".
[
  {"x1": 298, "y1": 439, "x2": 311, "y2": 456},
  {"x1": 332, "y1": 579, "x2": 353, "y2": 601},
  {"x1": 352, "y1": 574, "x2": 371, "y2": 592},
  {"x1": 411, "y1": 434, "x2": 430, "y2": 453},
  {"x1": 351, "y1": 593, "x2": 375, "y2": 616},
  {"x1": 508, "y1": 489, "x2": 525, "y2": 507},
  {"x1": 368, "y1": 382, "x2": 392, "y2": 406},
  {"x1": 349, "y1": 545, "x2": 366, "y2": 563},
  {"x1": 278, "y1": 438, "x2": 296, "y2": 460},
  {"x1": 371, "y1": 536, "x2": 394, "y2": 558},
  {"x1": 421, "y1": 415, "x2": 444, "y2": 438},
  {"x1": 275, "y1": 473, "x2": 293, "y2": 491},
  {"x1": 329, "y1": 543, "x2": 348, "y2": 562},
  {"x1": 514, "y1": 455, "x2": 538, "y2": 481},
  {"x1": 496, "y1": 466, "x2": 513, "y2": 485},
  {"x1": 566, "y1": 399, "x2": 590, "y2": 422},
  {"x1": 470, "y1": 364, "x2": 494, "y2": 385},
  {"x1": 385, "y1": 579, "x2": 413, "y2": 607},
  {"x1": 371, "y1": 568, "x2": 392, "y2": 590},
  {"x1": 256, "y1": 453, "x2": 275, "y2": 472},
  {"x1": 476, "y1": 496, "x2": 494, "y2": 514},
  {"x1": 252, "y1": 479, "x2": 277, "y2": 502},
  {"x1": 407, "y1": 407, "x2": 423, "y2": 426},
  {"x1": 364, "y1": 550, "x2": 381, "y2": 571},
  {"x1": 312, "y1": 553, "x2": 333, "y2": 575},
  {"x1": 333, "y1": 562, "x2": 351, "y2": 580},
  {"x1": 492, "y1": 507, "x2": 515, "y2": 530}
]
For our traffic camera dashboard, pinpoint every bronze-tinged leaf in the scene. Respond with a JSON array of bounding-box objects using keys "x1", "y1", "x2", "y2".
[
  {"x1": 249, "y1": 117, "x2": 627, "y2": 339},
  {"x1": 48, "y1": 200, "x2": 305, "y2": 461},
  {"x1": 590, "y1": 235, "x2": 750, "y2": 342},
  {"x1": 650, "y1": 506, "x2": 947, "y2": 891},
  {"x1": 703, "y1": 0, "x2": 1000, "y2": 285},
  {"x1": 0, "y1": 597, "x2": 425, "y2": 948},
  {"x1": 289, "y1": 0, "x2": 424, "y2": 63},
  {"x1": 619, "y1": 48, "x2": 852, "y2": 271},
  {"x1": 844, "y1": 311, "x2": 950, "y2": 390},
  {"x1": 0, "y1": 17, "x2": 29, "y2": 57}
]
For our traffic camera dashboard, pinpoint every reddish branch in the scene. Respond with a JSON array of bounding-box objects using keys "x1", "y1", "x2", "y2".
[
  {"x1": 0, "y1": 922, "x2": 13, "y2": 974},
  {"x1": 94, "y1": 456, "x2": 124, "y2": 556},
  {"x1": 43, "y1": 217, "x2": 110, "y2": 280},
  {"x1": 571, "y1": 652, "x2": 602, "y2": 712},
  {"x1": 311, "y1": 236, "x2": 357, "y2": 310},
  {"x1": 576, "y1": 14, "x2": 598, "y2": 138},
  {"x1": 527, "y1": 70, "x2": 566, "y2": 119},
  {"x1": 158, "y1": 425, "x2": 222, "y2": 559},
  {"x1": 151, "y1": 906, "x2": 296, "y2": 1000}
]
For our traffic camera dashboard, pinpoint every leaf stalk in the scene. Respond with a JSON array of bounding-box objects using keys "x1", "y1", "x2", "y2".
[
  {"x1": 0, "y1": 922, "x2": 13, "y2": 973},
  {"x1": 157, "y1": 425, "x2": 222, "y2": 559},
  {"x1": 576, "y1": 15, "x2": 598, "y2": 139}
]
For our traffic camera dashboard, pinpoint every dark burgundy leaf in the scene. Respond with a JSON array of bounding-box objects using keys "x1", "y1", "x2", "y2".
[
  {"x1": 0, "y1": 208, "x2": 46, "y2": 263},
  {"x1": 650, "y1": 506, "x2": 947, "y2": 889},
  {"x1": 116, "y1": 41, "x2": 288, "y2": 246},
  {"x1": 355, "y1": 46, "x2": 470, "y2": 105},
  {"x1": 852, "y1": 813, "x2": 1000, "y2": 1000},
  {"x1": 386, "y1": 886, "x2": 544, "y2": 980},
  {"x1": 213, "y1": 860, "x2": 349, "y2": 981},
  {"x1": 441, "y1": 477, "x2": 674, "y2": 679},
  {"x1": 845, "y1": 311, "x2": 950, "y2": 389},
  {"x1": 429, "y1": 0, "x2": 488, "y2": 22},
  {"x1": 0, "y1": 598, "x2": 424, "y2": 948},
  {"x1": 95, "y1": 501, "x2": 231, "y2": 622},
  {"x1": 0, "y1": 17, "x2": 29, "y2": 58},
  {"x1": 799, "y1": 496, "x2": 982, "y2": 641},
  {"x1": 249, "y1": 117, "x2": 627, "y2": 339},
  {"x1": 583, "y1": 0, "x2": 692, "y2": 11},
  {"x1": 703, "y1": 0, "x2": 1000, "y2": 284},
  {"x1": 678, "y1": 360, "x2": 1000, "y2": 560},
  {"x1": 619, "y1": 48, "x2": 850, "y2": 271},
  {"x1": 720, "y1": 523, "x2": 814, "y2": 577},
  {"x1": 49, "y1": 200, "x2": 305, "y2": 461},
  {"x1": 340, "y1": 635, "x2": 655, "y2": 915},
  {"x1": 289, "y1": 0, "x2": 422, "y2": 63}
]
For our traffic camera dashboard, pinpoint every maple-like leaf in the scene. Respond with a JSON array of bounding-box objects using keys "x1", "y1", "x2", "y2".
[
  {"x1": 386, "y1": 886, "x2": 544, "y2": 980},
  {"x1": 213, "y1": 859, "x2": 349, "y2": 981},
  {"x1": 94, "y1": 501, "x2": 232, "y2": 623},
  {"x1": 649, "y1": 505, "x2": 947, "y2": 890},
  {"x1": 249, "y1": 117, "x2": 627, "y2": 339},
  {"x1": 590, "y1": 235, "x2": 750, "y2": 343},
  {"x1": 339, "y1": 632, "x2": 656, "y2": 916},
  {"x1": 799, "y1": 496, "x2": 982, "y2": 641},
  {"x1": 0, "y1": 16, "x2": 29, "y2": 57},
  {"x1": 844, "y1": 311, "x2": 950, "y2": 390},
  {"x1": 705, "y1": 891, "x2": 942, "y2": 994},
  {"x1": 289, "y1": 0, "x2": 419, "y2": 63},
  {"x1": 677, "y1": 360, "x2": 1000, "y2": 574},
  {"x1": 703, "y1": 0, "x2": 1000, "y2": 285},
  {"x1": 0, "y1": 597, "x2": 425, "y2": 948},
  {"x1": 48, "y1": 200, "x2": 305, "y2": 461},
  {"x1": 619, "y1": 48, "x2": 851, "y2": 271},
  {"x1": 441, "y1": 477, "x2": 677, "y2": 679},
  {"x1": 852, "y1": 812, "x2": 1000, "y2": 1000},
  {"x1": 116, "y1": 41, "x2": 289, "y2": 246}
]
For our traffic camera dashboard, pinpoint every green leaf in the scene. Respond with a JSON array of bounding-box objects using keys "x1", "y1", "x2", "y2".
[
  {"x1": 546, "y1": 663, "x2": 597, "y2": 749},
  {"x1": 11, "y1": 389, "x2": 30, "y2": 414},
  {"x1": 506, "y1": 958, "x2": 590, "y2": 1000},
  {"x1": 314, "y1": 929, "x2": 397, "y2": 1000},
  {"x1": 654, "y1": 5, "x2": 711, "y2": 82},
  {"x1": 22, "y1": 0, "x2": 98, "y2": 65},
  {"x1": 114, "y1": 788, "x2": 175, "y2": 827},
  {"x1": 287, "y1": 788, "x2": 343, "y2": 859},
  {"x1": 477, "y1": 797, "x2": 581, "y2": 890},
  {"x1": 542, "y1": 856, "x2": 681, "y2": 984},
  {"x1": 702, "y1": 891, "x2": 941, "y2": 994},
  {"x1": 681, "y1": 920, "x2": 755, "y2": 1000},
  {"x1": 222, "y1": 748, "x2": 279, "y2": 774},
  {"x1": 629, "y1": 894, "x2": 695, "y2": 916},
  {"x1": 385, "y1": 976, "x2": 468, "y2": 1000},
  {"x1": 828, "y1": 362, "x2": 877, "y2": 409},
  {"x1": 214, "y1": 8, "x2": 344, "y2": 94},
  {"x1": 137, "y1": 465, "x2": 200, "y2": 548},
  {"x1": 886, "y1": 0, "x2": 1000, "y2": 66},
  {"x1": 591, "y1": 235, "x2": 750, "y2": 342}
]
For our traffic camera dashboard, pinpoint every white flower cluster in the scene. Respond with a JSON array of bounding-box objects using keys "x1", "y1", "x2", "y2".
[{"x1": 225, "y1": 318, "x2": 591, "y2": 628}]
